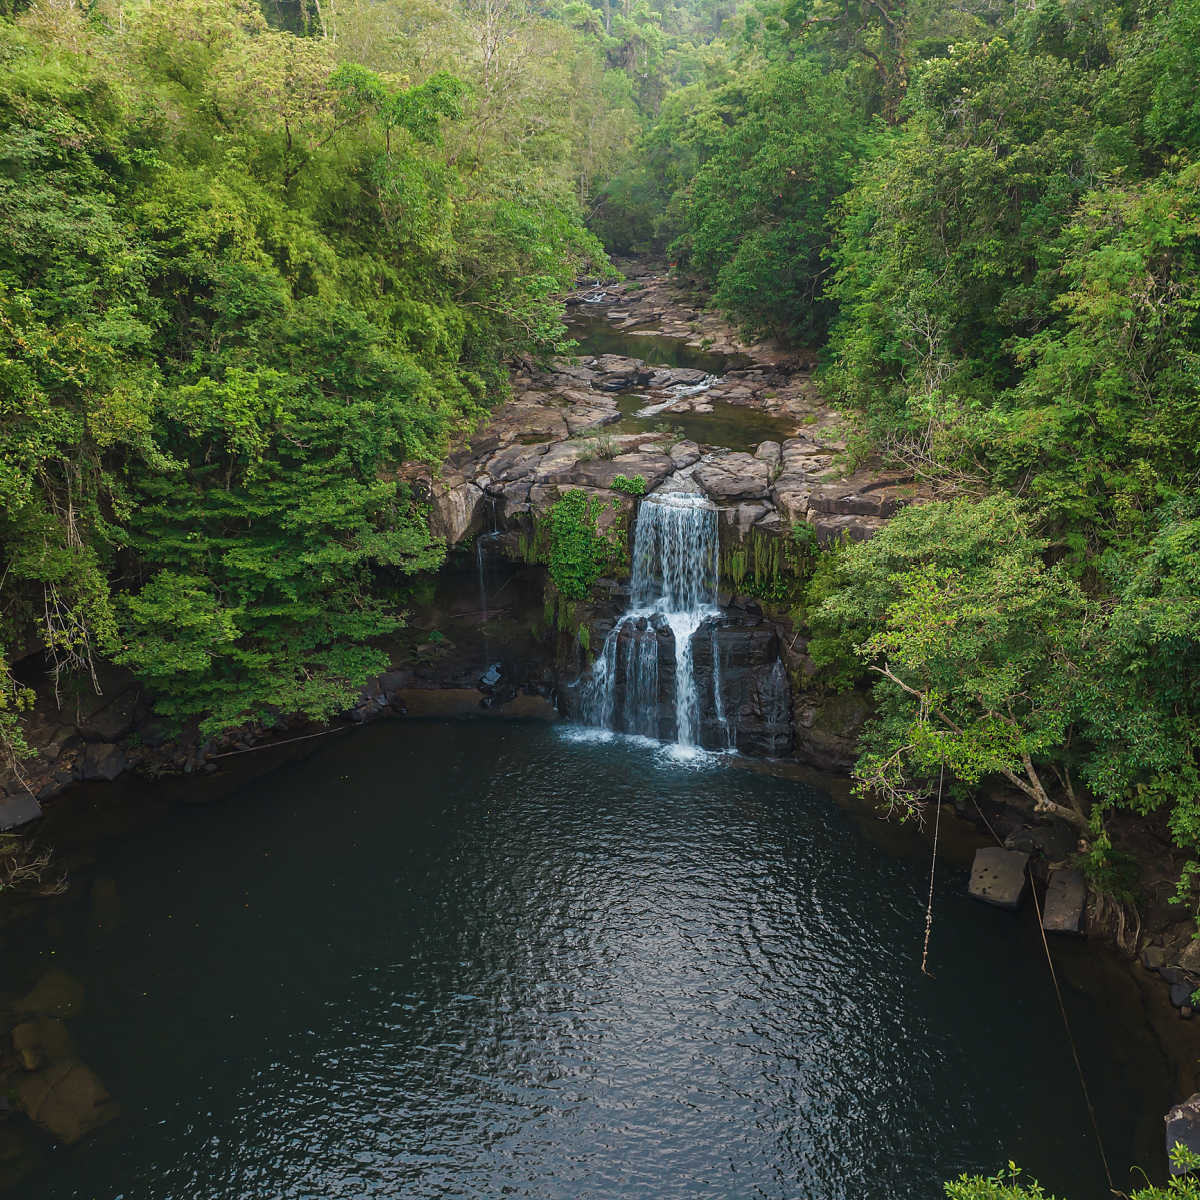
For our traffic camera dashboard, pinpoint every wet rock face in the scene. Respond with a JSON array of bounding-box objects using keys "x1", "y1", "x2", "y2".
[
  {"x1": 1166, "y1": 1093, "x2": 1200, "y2": 1172},
  {"x1": 561, "y1": 611, "x2": 793, "y2": 755},
  {"x1": 692, "y1": 620, "x2": 793, "y2": 756}
]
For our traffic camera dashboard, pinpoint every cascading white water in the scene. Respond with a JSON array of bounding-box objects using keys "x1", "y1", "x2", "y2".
[
  {"x1": 635, "y1": 374, "x2": 719, "y2": 419},
  {"x1": 581, "y1": 493, "x2": 727, "y2": 749}
]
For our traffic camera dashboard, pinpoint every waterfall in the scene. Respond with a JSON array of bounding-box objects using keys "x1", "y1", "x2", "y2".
[{"x1": 581, "y1": 494, "x2": 721, "y2": 749}]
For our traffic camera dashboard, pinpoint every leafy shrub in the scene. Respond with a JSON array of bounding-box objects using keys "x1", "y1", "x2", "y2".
[
  {"x1": 611, "y1": 473, "x2": 647, "y2": 496},
  {"x1": 546, "y1": 490, "x2": 623, "y2": 600}
]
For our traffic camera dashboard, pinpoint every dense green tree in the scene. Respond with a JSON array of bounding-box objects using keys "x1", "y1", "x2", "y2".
[
  {"x1": 668, "y1": 60, "x2": 866, "y2": 340},
  {"x1": 0, "y1": 0, "x2": 609, "y2": 741}
]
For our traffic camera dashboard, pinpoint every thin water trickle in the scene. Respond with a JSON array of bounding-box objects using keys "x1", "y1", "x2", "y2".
[
  {"x1": 710, "y1": 624, "x2": 733, "y2": 750},
  {"x1": 476, "y1": 500, "x2": 501, "y2": 668}
]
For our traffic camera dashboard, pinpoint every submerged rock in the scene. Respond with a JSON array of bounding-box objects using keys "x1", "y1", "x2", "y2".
[
  {"x1": 17, "y1": 1060, "x2": 118, "y2": 1145},
  {"x1": 11, "y1": 1017, "x2": 74, "y2": 1072}
]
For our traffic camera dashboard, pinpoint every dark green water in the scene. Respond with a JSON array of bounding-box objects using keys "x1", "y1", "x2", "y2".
[
  {"x1": 566, "y1": 311, "x2": 750, "y2": 373},
  {"x1": 610, "y1": 394, "x2": 796, "y2": 453},
  {"x1": 2, "y1": 720, "x2": 1169, "y2": 1199}
]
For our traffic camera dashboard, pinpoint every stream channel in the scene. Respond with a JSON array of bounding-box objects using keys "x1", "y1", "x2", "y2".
[{"x1": 0, "y1": 312, "x2": 1177, "y2": 1199}]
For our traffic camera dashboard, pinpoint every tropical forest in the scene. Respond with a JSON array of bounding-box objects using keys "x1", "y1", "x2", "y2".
[{"x1": 1, "y1": 0, "x2": 1200, "y2": 1196}]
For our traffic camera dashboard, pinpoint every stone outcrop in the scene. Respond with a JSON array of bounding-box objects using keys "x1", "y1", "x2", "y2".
[
  {"x1": 968, "y1": 847, "x2": 1031, "y2": 910},
  {"x1": 694, "y1": 453, "x2": 772, "y2": 501}
]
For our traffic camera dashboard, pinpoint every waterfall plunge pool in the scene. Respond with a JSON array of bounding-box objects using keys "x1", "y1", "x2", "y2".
[{"x1": 1, "y1": 719, "x2": 1172, "y2": 1199}]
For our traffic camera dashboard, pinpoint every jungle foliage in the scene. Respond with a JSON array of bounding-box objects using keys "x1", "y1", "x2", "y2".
[
  {"x1": 598, "y1": 0, "x2": 1200, "y2": 947},
  {"x1": 0, "y1": 0, "x2": 620, "y2": 738}
]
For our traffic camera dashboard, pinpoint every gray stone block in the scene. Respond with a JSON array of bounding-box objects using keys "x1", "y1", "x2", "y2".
[
  {"x1": 1042, "y1": 867, "x2": 1087, "y2": 934},
  {"x1": 0, "y1": 792, "x2": 43, "y2": 831},
  {"x1": 968, "y1": 847, "x2": 1030, "y2": 910}
]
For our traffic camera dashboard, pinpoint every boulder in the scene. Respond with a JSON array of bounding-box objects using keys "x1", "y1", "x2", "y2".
[
  {"x1": 568, "y1": 452, "x2": 675, "y2": 493},
  {"x1": 1170, "y1": 981, "x2": 1197, "y2": 1009},
  {"x1": 1178, "y1": 938, "x2": 1200, "y2": 975},
  {"x1": 487, "y1": 442, "x2": 548, "y2": 483},
  {"x1": 809, "y1": 473, "x2": 917, "y2": 519},
  {"x1": 532, "y1": 441, "x2": 598, "y2": 483},
  {"x1": 564, "y1": 403, "x2": 621, "y2": 436},
  {"x1": 1144, "y1": 945, "x2": 1169, "y2": 972},
  {"x1": 770, "y1": 477, "x2": 811, "y2": 525},
  {"x1": 11, "y1": 1018, "x2": 74, "y2": 1072},
  {"x1": 1168, "y1": 1093, "x2": 1200, "y2": 1171},
  {"x1": 968, "y1": 847, "x2": 1029, "y2": 910},
  {"x1": 753, "y1": 441, "x2": 783, "y2": 476},
  {"x1": 669, "y1": 440, "x2": 701, "y2": 469},
  {"x1": 427, "y1": 479, "x2": 483, "y2": 546},
  {"x1": 0, "y1": 793, "x2": 42, "y2": 832},
  {"x1": 808, "y1": 513, "x2": 884, "y2": 545},
  {"x1": 80, "y1": 742, "x2": 125, "y2": 782},
  {"x1": 17, "y1": 1061, "x2": 118, "y2": 1145},
  {"x1": 587, "y1": 354, "x2": 653, "y2": 391},
  {"x1": 693, "y1": 453, "x2": 772, "y2": 501},
  {"x1": 499, "y1": 402, "x2": 569, "y2": 443},
  {"x1": 649, "y1": 367, "x2": 709, "y2": 388},
  {"x1": 720, "y1": 503, "x2": 771, "y2": 540},
  {"x1": 1041, "y1": 867, "x2": 1086, "y2": 934}
]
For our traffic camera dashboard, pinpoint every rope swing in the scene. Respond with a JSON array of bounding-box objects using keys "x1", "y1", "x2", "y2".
[{"x1": 920, "y1": 763, "x2": 944, "y2": 977}]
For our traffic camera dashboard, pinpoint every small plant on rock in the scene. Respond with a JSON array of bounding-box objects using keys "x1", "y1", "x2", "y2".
[{"x1": 611, "y1": 474, "x2": 647, "y2": 496}]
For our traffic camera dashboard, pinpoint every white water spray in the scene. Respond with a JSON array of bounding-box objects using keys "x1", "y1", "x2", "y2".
[{"x1": 581, "y1": 493, "x2": 732, "y2": 750}]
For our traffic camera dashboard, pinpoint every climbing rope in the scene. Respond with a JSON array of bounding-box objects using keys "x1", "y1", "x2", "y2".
[
  {"x1": 920, "y1": 763, "x2": 944, "y2": 977},
  {"x1": 1028, "y1": 869, "x2": 1123, "y2": 1197},
  {"x1": 968, "y1": 796, "x2": 1124, "y2": 1197}
]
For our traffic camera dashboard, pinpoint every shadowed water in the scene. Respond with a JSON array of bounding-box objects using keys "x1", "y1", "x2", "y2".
[{"x1": 3, "y1": 720, "x2": 1169, "y2": 1199}]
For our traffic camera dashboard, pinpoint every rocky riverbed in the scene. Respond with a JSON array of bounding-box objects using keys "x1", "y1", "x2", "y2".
[
  {"x1": 0, "y1": 267, "x2": 920, "y2": 829},
  {"x1": 410, "y1": 270, "x2": 923, "y2": 551}
]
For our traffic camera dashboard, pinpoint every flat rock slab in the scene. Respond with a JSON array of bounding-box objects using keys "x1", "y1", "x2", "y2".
[
  {"x1": 0, "y1": 792, "x2": 43, "y2": 831},
  {"x1": 1166, "y1": 1093, "x2": 1200, "y2": 1172},
  {"x1": 1042, "y1": 867, "x2": 1087, "y2": 934},
  {"x1": 968, "y1": 847, "x2": 1029, "y2": 910},
  {"x1": 693, "y1": 453, "x2": 771, "y2": 501}
]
